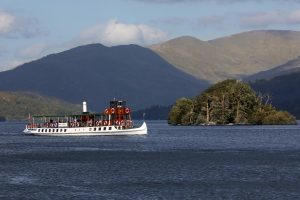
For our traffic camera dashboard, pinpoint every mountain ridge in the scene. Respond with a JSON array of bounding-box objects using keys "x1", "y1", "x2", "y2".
[
  {"x1": 245, "y1": 56, "x2": 300, "y2": 81},
  {"x1": 150, "y1": 30, "x2": 300, "y2": 83},
  {"x1": 0, "y1": 43, "x2": 209, "y2": 111},
  {"x1": 251, "y1": 72, "x2": 300, "y2": 118},
  {"x1": 149, "y1": 35, "x2": 239, "y2": 82}
]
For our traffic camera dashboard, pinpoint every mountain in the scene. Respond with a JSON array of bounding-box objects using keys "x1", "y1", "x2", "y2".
[
  {"x1": 149, "y1": 36, "x2": 239, "y2": 82},
  {"x1": 210, "y1": 30, "x2": 300, "y2": 75},
  {"x1": 251, "y1": 72, "x2": 300, "y2": 118},
  {"x1": 245, "y1": 56, "x2": 300, "y2": 81},
  {"x1": 0, "y1": 44, "x2": 209, "y2": 111},
  {"x1": 150, "y1": 30, "x2": 300, "y2": 83},
  {"x1": 0, "y1": 91, "x2": 81, "y2": 120}
]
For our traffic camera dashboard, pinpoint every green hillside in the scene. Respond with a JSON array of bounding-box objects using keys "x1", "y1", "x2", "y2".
[
  {"x1": 150, "y1": 30, "x2": 300, "y2": 83},
  {"x1": 0, "y1": 91, "x2": 81, "y2": 120},
  {"x1": 149, "y1": 36, "x2": 238, "y2": 82}
]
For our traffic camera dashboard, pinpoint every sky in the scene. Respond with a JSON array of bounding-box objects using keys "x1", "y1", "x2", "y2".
[{"x1": 1, "y1": 0, "x2": 300, "y2": 71}]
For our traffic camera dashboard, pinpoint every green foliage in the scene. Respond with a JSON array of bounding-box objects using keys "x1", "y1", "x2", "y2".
[
  {"x1": 168, "y1": 98, "x2": 195, "y2": 125},
  {"x1": 262, "y1": 111, "x2": 296, "y2": 125},
  {"x1": 0, "y1": 91, "x2": 81, "y2": 120},
  {"x1": 168, "y1": 79, "x2": 296, "y2": 125},
  {"x1": 249, "y1": 105, "x2": 296, "y2": 125}
]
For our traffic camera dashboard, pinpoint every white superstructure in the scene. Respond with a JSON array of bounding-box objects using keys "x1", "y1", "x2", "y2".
[
  {"x1": 24, "y1": 121, "x2": 147, "y2": 136},
  {"x1": 23, "y1": 100, "x2": 147, "y2": 136}
]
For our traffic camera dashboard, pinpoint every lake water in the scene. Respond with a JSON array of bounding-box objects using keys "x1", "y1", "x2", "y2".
[{"x1": 1, "y1": 121, "x2": 300, "y2": 199}]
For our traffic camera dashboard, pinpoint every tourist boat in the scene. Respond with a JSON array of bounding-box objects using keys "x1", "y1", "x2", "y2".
[{"x1": 23, "y1": 100, "x2": 147, "y2": 136}]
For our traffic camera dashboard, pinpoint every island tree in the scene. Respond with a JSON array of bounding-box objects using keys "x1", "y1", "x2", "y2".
[{"x1": 168, "y1": 79, "x2": 296, "y2": 125}]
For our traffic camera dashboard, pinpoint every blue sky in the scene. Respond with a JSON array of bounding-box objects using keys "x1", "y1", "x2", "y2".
[{"x1": 1, "y1": 0, "x2": 300, "y2": 71}]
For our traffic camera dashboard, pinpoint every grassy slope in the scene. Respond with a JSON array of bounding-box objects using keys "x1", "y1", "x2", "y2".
[
  {"x1": 150, "y1": 30, "x2": 300, "y2": 83},
  {"x1": 149, "y1": 36, "x2": 239, "y2": 82},
  {"x1": 210, "y1": 30, "x2": 300, "y2": 74},
  {"x1": 0, "y1": 91, "x2": 81, "y2": 120}
]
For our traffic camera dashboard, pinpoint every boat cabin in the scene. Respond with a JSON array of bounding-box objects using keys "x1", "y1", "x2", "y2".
[{"x1": 27, "y1": 100, "x2": 133, "y2": 129}]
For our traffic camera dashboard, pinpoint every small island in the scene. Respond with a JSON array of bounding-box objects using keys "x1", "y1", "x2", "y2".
[{"x1": 168, "y1": 79, "x2": 296, "y2": 125}]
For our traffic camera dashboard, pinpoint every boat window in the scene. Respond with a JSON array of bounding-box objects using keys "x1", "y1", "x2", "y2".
[
  {"x1": 109, "y1": 127, "x2": 112, "y2": 130},
  {"x1": 45, "y1": 129, "x2": 47, "y2": 132},
  {"x1": 41, "y1": 129, "x2": 44, "y2": 132},
  {"x1": 49, "y1": 129, "x2": 51, "y2": 132},
  {"x1": 94, "y1": 128, "x2": 96, "y2": 131},
  {"x1": 38, "y1": 129, "x2": 40, "y2": 132},
  {"x1": 60, "y1": 129, "x2": 62, "y2": 132},
  {"x1": 98, "y1": 127, "x2": 101, "y2": 131},
  {"x1": 104, "y1": 127, "x2": 106, "y2": 131},
  {"x1": 64, "y1": 129, "x2": 67, "y2": 132},
  {"x1": 56, "y1": 129, "x2": 59, "y2": 132}
]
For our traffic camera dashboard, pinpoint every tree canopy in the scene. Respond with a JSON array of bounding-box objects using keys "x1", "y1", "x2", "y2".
[{"x1": 168, "y1": 79, "x2": 296, "y2": 125}]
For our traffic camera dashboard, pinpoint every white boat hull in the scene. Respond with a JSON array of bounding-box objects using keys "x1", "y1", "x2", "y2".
[{"x1": 24, "y1": 122, "x2": 147, "y2": 136}]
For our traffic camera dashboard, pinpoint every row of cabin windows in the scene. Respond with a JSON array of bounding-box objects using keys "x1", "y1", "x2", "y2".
[
  {"x1": 38, "y1": 129, "x2": 67, "y2": 133},
  {"x1": 37, "y1": 127, "x2": 114, "y2": 133},
  {"x1": 90, "y1": 127, "x2": 112, "y2": 131}
]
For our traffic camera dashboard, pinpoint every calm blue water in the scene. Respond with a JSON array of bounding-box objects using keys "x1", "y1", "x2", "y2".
[{"x1": 1, "y1": 121, "x2": 300, "y2": 199}]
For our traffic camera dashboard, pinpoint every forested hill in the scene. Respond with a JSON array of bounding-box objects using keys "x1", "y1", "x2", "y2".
[
  {"x1": 0, "y1": 44, "x2": 209, "y2": 111},
  {"x1": 0, "y1": 91, "x2": 81, "y2": 120}
]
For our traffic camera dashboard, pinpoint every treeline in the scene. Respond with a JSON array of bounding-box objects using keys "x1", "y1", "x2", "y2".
[{"x1": 168, "y1": 79, "x2": 296, "y2": 125}]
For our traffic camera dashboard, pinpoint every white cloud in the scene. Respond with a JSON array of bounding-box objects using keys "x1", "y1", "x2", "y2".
[
  {"x1": 16, "y1": 43, "x2": 51, "y2": 60},
  {"x1": 0, "y1": 20, "x2": 168, "y2": 71},
  {"x1": 0, "y1": 10, "x2": 47, "y2": 38},
  {"x1": 0, "y1": 43, "x2": 54, "y2": 72},
  {"x1": 0, "y1": 59, "x2": 24, "y2": 72},
  {"x1": 77, "y1": 20, "x2": 168, "y2": 46},
  {"x1": 0, "y1": 11, "x2": 15, "y2": 34}
]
